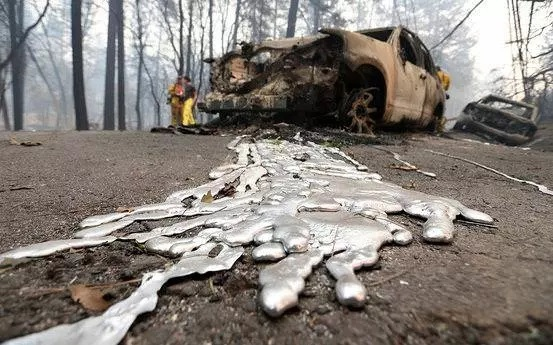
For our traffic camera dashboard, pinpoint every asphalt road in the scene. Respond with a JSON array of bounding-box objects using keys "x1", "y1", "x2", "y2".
[{"x1": 0, "y1": 126, "x2": 552, "y2": 344}]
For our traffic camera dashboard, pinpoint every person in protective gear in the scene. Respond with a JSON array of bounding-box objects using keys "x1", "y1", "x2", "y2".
[
  {"x1": 436, "y1": 66, "x2": 451, "y2": 99},
  {"x1": 167, "y1": 76, "x2": 184, "y2": 127},
  {"x1": 181, "y1": 76, "x2": 197, "y2": 126}
]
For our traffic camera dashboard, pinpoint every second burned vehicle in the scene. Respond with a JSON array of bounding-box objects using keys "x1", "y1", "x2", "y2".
[
  {"x1": 454, "y1": 95, "x2": 540, "y2": 145},
  {"x1": 201, "y1": 26, "x2": 446, "y2": 133}
]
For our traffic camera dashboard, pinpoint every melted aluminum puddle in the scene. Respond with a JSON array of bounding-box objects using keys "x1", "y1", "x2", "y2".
[{"x1": 3, "y1": 136, "x2": 494, "y2": 345}]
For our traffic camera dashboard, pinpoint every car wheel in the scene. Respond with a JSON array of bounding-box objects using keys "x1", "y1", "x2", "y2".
[{"x1": 341, "y1": 87, "x2": 378, "y2": 134}]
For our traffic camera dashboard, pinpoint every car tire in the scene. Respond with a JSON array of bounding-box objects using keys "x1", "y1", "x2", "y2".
[{"x1": 340, "y1": 87, "x2": 379, "y2": 134}]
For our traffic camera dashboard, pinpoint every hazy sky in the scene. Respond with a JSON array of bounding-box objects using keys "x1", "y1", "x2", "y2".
[
  {"x1": 469, "y1": 1, "x2": 511, "y2": 79},
  {"x1": 465, "y1": 0, "x2": 547, "y2": 95}
]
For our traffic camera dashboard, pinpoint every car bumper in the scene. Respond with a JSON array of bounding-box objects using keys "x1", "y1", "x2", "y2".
[{"x1": 199, "y1": 95, "x2": 288, "y2": 113}]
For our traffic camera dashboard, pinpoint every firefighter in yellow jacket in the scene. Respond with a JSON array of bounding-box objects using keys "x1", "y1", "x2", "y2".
[
  {"x1": 167, "y1": 76, "x2": 184, "y2": 127},
  {"x1": 436, "y1": 66, "x2": 451, "y2": 98},
  {"x1": 182, "y1": 76, "x2": 197, "y2": 126}
]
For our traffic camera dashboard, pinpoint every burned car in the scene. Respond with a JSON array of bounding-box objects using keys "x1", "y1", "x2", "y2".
[
  {"x1": 453, "y1": 95, "x2": 539, "y2": 145},
  {"x1": 201, "y1": 26, "x2": 446, "y2": 133}
]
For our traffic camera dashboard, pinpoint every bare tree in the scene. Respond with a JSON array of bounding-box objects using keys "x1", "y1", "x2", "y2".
[
  {"x1": 27, "y1": 46, "x2": 60, "y2": 121},
  {"x1": 103, "y1": 0, "x2": 117, "y2": 130},
  {"x1": 117, "y1": 0, "x2": 125, "y2": 130},
  {"x1": 4, "y1": 0, "x2": 49, "y2": 130},
  {"x1": 143, "y1": 60, "x2": 161, "y2": 126},
  {"x1": 208, "y1": 0, "x2": 213, "y2": 58},
  {"x1": 185, "y1": 0, "x2": 193, "y2": 76},
  {"x1": 243, "y1": 0, "x2": 272, "y2": 42},
  {"x1": 134, "y1": 0, "x2": 145, "y2": 130},
  {"x1": 72, "y1": 0, "x2": 89, "y2": 130},
  {"x1": 39, "y1": 23, "x2": 68, "y2": 129},
  {"x1": 0, "y1": 0, "x2": 49, "y2": 72},
  {"x1": 197, "y1": 0, "x2": 206, "y2": 92},
  {"x1": 8, "y1": 0, "x2": 25, "y2": 130},
  {"x1": 286, "y1": 0, "x2": 299, "y2": 37},
  {"x1": 0, "y1": 70, "x2": 9, "y2": 130},
  {"x1": 231, "y1": 0, "x2": 242, "y2": 48},
  {"x1": 179, "y1": 0, "x2": 185, "y2": 74},
  {"x1": 312, "y1": 0, "x2": 321, "y2": 34}
]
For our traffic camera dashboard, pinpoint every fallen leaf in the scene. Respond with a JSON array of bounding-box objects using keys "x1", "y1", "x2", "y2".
[
  {"x1": 69, "y1": 284, "x2": 112, "y2": 312},
  {"x1": 201, "y1": 190, "x2": 214, "y2": 203},
  {"x1": 8, "y1": 137, "x2": 41, "y2": 146},
  {"x1": 116, "y1": 206, "x2": 135, "y2": 213}
]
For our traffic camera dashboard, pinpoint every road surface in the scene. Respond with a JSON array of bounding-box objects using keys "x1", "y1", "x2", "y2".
[{"x1": 1, "y1": 125, "x2": 552, "y2": 344}]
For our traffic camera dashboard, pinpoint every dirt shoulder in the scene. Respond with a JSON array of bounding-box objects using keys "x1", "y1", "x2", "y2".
[{"x1": 0, "y1": 129, "x2": 552, "y2": 345}]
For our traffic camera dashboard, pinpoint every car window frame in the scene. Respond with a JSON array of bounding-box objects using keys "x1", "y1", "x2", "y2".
[
  {"x1": 415, "y1": 39, "x2": 437, "y2": 74},
  {"x1": 398, "y1": 30, "x2": 420, "y2": 66}
]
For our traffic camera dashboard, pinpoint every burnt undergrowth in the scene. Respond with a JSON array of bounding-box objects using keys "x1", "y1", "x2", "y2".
[{"x1": 204, "y1": 111, "x2": 415, "y2": 147}]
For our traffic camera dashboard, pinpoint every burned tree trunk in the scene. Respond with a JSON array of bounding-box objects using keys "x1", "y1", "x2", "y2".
[
  {"x1": 208, "y1": 0, "x2": 213, "y2": 58},
  {"x1": 178, "y1": 0, "x2": 185, "y2": 75},
  {"x1": 286, "y1": 0, "x2": 299, "y2": 38},
  {"x1": 41, "y1": 24, "x2": 68, "y2": 128},
  {"x1": 1, "y1": 0, "x2": 48, "y2": 130},
  {"x1": 8, "y1": 0, "x2": 26, "y2": 130},
  {"x1": 27, "y1": 46, "x2": 60, "y2": 122},
  {"x1": 117, "y1": 0, "x2": 126, "y2": 130},
  {"x1": 103, "y1": 0, "x2": 117, "y2": 130},
  {"x1": 0, "y1": 73, "x2": 10, "y2": 130},
  {"x1": 251, "y1": 2, "x2": 259, "y2": 42},
  {"x1": 312, "y1": 0, "x2": 321, "y2": 34},
  {"x1": 71, "y1": 0, "x2": 89, "y2": 130},
  {"x1": 134, "y1": 0, "x2": 144, "y2": 130},
  {"x1": 143, "y1": 62, "x2": 161, "y2": 127},
  {"x1": 273, "y1": 0, "x2": 278, "y2": 38},
  {"x1": 185, "y1": 0, "x2": 193, "y2": 77},
  {"x1": 197, "y1": 0, "x2": 206, "y2": 93},
  {"x1": 231, "y1": 0, "x2": 242, "y2": 48}
]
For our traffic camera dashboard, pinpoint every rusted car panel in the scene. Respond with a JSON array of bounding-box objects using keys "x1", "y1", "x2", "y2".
[
  {"x1": 322, "y1": 28, "x2": 442, "y2": 127},
  {"x1": 206, "y1": 36, "x2": 342, "y2": 112},
  {"x1": 453, "y1": 95, "x2": 539, "y2": 145},
  {"x1": 202, "y1": 26, "x2": 446, "y2": 132}
]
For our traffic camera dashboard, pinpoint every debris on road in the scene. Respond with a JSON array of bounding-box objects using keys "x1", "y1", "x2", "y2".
[
  {"x1": 453, "y1": 95, "x2": 540, "y2": 146},
  {"x1": 0, "y1": 185, "x2": 34, "y2": 193},
  {"x1": 426, "y1": 149, "x2": 553, "y2": 195},
  {"x1": 371, "y1": 146, "x2": 436, "y2": 178},
  {"x1": 150, "y1": 125, "x2": 218, "y2": 135},
  {"x1": 9, "y1": 137, "x2": 42, "y2": 147},
  {"x1": 3, "y1": 136, "x2": 494, "y2": 344}
]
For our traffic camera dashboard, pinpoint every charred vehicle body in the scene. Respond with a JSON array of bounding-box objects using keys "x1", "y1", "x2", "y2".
[
  {"x1": 200, "y1": 26, "x2": 446, "y2": 133},
  {"x1": 454, "y1": 95, "x2": 539, "y2": 145}
]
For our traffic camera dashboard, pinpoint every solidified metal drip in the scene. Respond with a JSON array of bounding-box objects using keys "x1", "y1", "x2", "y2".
[
  {"x1": 259, "y1": 249, "x2": 324, "y2": 317},
  {"x1": 74, "y1": 220, "x2": 134, "y2": 238},
  {"x1": 2, "y1": 136, "x2": 495, "y2": 343},
  {"x1": 5, "y1": 244, "x2": 243, "y2": 345},
  {"x1": 0, "y1": 237, "x2": 117, "y2": 266}
]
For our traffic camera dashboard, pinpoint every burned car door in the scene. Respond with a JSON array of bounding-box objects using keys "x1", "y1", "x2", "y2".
[
  {"x1": 389, "y1": 28, "x2": 426, "y2": 123},
  {"x1": 415, "y1": 38, "x2": 444, "y2": 127}
]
